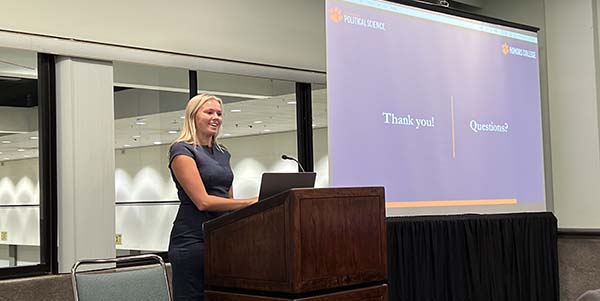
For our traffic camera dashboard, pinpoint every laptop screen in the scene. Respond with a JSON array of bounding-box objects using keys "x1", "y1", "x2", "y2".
[{"x1": 257, "y1": 172, "x2": 317, "y2": 201}]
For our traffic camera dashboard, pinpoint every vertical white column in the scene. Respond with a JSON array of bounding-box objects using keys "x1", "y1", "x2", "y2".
[
  {"x1": 545, "y1": 0, "x2": 600, "y2": 228},
  {"x1": 55, "y1": 57, "x2": 115, "y2": 272}
]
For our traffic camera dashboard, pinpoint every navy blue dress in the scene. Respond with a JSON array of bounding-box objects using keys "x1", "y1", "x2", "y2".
[{"x1": 168, "y1": 141, "x2": 233, "y2": 301}]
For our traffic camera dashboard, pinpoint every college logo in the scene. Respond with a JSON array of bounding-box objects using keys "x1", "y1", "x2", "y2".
[
  {"x1": 329, "y1": 7, "x2": 343, "y2": 23},
  {"x1": 502, "y1": 42, "x2": 536, "y2": 59},
  {"x1": 501, "y1": 43, "x2": 509, "y2": 55}
]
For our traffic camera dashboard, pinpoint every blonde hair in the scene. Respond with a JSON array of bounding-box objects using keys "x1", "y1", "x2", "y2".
[{"x1": 173, "y1": 94, "x2": 225, "y2": 151}]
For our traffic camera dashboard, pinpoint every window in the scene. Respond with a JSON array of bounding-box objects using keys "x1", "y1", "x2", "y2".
[
  {"x1": 113, "y1": 63, "x2": 300, "y2": 256},
  {"x1": 312, "y1": 84, "x2": 328, "y2": 187},
  {"x1": 0, "y1": 47, "x2": 56, "y2": 278},
  {"x1": 195, "y1": 71, "x2": 298, "y2": 198},
  {"x1": 113, "y1": 62, "x2": 189, "y2": 256}
]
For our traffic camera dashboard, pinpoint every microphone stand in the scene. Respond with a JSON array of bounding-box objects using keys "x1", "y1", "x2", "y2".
[{"x1": 281, "y1": 154, "x2": 306, "y2": 172}]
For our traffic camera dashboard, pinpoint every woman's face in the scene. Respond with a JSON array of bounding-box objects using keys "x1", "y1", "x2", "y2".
[{"x1": 194, "y1": 99, "x2": 223, "y2": 138}]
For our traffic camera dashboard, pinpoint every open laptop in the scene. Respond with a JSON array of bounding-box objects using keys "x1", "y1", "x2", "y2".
[{"x1": 257, "y1": 172, "x2": 317, "y2": 201}]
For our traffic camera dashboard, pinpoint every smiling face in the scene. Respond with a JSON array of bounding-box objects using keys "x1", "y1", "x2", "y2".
[{"x1": 194, "y1": 99, "x2": 223, "y2": 143}]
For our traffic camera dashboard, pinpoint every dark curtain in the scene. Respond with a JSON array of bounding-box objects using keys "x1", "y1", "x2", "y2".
[{"x1": 387, "y1": 212, "x2": 559, "y2": 301}]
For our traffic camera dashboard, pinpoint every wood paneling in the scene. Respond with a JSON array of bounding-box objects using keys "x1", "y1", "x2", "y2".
[{"x1": 204, "y1": 187, "x2": 387, "y2": 294}]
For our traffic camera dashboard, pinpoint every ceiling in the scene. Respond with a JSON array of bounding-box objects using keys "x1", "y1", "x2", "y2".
[
  {"x1": 0, "y1": 87, "x2": 328, "y2": 162},
  {"x1": 113, "y1": 87, "x2": 328, "y2": 150}
]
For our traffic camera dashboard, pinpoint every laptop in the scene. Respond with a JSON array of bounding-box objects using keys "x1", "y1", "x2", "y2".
[{"x1": 257, "y1": 172, "x2": 317, "y2": 201}]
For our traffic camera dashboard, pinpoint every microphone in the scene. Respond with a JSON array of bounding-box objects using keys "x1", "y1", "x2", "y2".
[{"x1": 281, "y1": 154, "x2": 305, "y2": 172}]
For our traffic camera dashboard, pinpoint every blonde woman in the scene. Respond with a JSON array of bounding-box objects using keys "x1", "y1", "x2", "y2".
[{"x1": 168, "y1": 94, "x2": 257, "y2": 300}]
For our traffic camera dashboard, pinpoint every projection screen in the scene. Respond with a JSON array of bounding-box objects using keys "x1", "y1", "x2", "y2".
[{"x1": 325, "y1": 0, "x2": 546, "y2": 216}]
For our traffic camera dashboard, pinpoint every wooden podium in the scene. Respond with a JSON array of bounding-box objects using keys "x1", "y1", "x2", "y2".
[{"x1": 203, "y1": 187, "x2": 388, "y2": 300}]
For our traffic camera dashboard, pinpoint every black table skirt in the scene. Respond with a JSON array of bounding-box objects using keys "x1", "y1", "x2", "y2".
[{"x1": 387, "y1": 212, "x2": 559, "y2": 301}]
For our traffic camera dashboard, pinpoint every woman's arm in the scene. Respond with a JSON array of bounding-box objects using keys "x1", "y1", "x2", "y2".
[{"x1": 171, "y1": 155, "x2": 257, "y2": 211}]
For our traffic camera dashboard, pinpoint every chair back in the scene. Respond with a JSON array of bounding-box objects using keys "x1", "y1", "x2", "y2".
[{"x1": 71, "y1": 254, "x2": 171, "y2": 301}]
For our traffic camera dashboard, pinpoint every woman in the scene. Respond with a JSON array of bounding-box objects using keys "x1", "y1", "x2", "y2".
[{"x1": 168, "y1": 94, "x2": 257, "y2": 300}]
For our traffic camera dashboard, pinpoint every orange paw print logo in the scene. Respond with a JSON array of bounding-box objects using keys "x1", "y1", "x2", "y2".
[
  {"x1": 501, "y1": 43, "x2": 509, "y2": 55},
  {"x1": 330, "y1": 7, "x2": 343, "y2": 23}
]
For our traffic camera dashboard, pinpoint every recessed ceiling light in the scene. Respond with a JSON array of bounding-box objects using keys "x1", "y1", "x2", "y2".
[
  {"x1": 168, "y1": 130, "x2": 178, "y2": 134},
  {"x1": 253, "y1": 121, "x2": 263, "y2": 124},
  {"x1": 30, "y1": 136, "x2": 39, "y2": 140},
  {"x1": 153, "y1": 141, "x2": 162, "y2": 145},
  {"x1": 123, "y1": 144, "x2": 131, "y2": 147},
  {"x1": 17, "y1": 149, "x2": 25, "y2": 152},
  {"x1": 312, "y1": 124, "x2": 316, "y2": 127},
  {"x1": 263, "y1": 129, "x2": 271, "y2": 132},
  {"x1": 132, "y1": 135, "x2": 141, "y2": 139},
  {"x1": 0, "y1": 152, "x2": 2, "y2": 154},
  {"x1": 1, "y1": 141, "x2": 10, "y2": 144},
  {"x1": 180, "y1": 116, "x2": 185, "y2": 119},
  {"x1": 287, "y1": 101, "x2": 296, "y2": 105},
  {"x1": 223, "y1": 133, "x2": 232, "y2": 137},
  {"x1": 230, "y1": 109, "x2": 242, "y2": 113}
]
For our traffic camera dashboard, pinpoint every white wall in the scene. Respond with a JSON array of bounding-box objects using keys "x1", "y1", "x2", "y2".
[
  {"x1": 544, "y1": 0, "x2": 600, "y2": 229},
  {"x1": 0, "y1": 0, "x2": 326, "y2": 72},
  {"x1": 1, "y1": 124, "x2": 328, "y2": 254},
  {"x1": 0, "y1": 107, "x2": 37, "y2": 133},
  {"x1": 0, "y1": 159, "x2": 39, "y2": 247},
  {"x1": 479, "y1": 0, "x2": 600, "y2": 228},
  {"x1": 115, "y1": 128, "x2": 328, "y2": 251}
]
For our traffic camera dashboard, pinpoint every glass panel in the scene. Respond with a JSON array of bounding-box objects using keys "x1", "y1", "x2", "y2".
[
  {"x1": 312, "y1": 84, "x2": 328, "y2": 188},
  {"x1": 113, "y1": 64, "x2": 299, "y2": 255},
  {"x1": 0, "y1": 47, "x2": 40, "y2": 267},
  {"x1": 196, "y1": 71, "x2": 297, "y2": 198},
  {"x1": 113, "y1": 62, "x2": 188, "y2": 255}
]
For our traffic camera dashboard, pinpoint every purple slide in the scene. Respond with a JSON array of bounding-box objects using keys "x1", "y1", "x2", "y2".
[{"x1": 326, "y1": 0, "x2": 546, "y2": 212}]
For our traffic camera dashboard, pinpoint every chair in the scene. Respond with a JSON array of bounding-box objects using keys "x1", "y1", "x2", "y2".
[
  {"x1": 71, "y1": 254, "x2": 172, "y2": 301},
  {"x1": 578, "y1": 289, "x2": 600, "y2": 301}
]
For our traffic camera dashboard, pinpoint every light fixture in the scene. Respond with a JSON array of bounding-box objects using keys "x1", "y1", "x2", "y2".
[
  {"x1": 223, "y1": 133, "x2": 232, "y2": 137},
  {"x1": 153, "y1": 141, "x2": 162, "y2": 145},
  {"x1": 135, "y1": 118, "x2": 146, "y2": 125},
  {"x1": 17, "y1": 149, "x2": 25, "y2": 152},
  {"x1": 0, "y1": 76, "x2": 22, "y2": 81},
  {"x1": 263, "y1": 129, "x2": 271, "y2": 132},
  {"x1": 30, "y1": 136, "x2": 39, "y2": 140},
  {"x1": 24, "y1": 155, "x2": 30, "y2": 158},
  {"x1": 132, "y1": 135, "x2": 141, "y2": 138},
  {"x1": 1, "y1": 141, "x2": 10, "y2": 144},
  {"x1": 123, "y1": 144, "x2": 131, "y2": 147},
  {"x1": 287, "y1": 101, "x2": 296, "y2": 105},
  {"x1": 196, "y1": 89, "x2": 270, "y2": 99},
  {"x1": 253, "y1": 121, "x2": 263, "y2": 124},
  {"x1": 168, "y1": 130, "x2": 178, "y2": 134},
  {"x1": 230, "y1": 109, "x2": 242, "y2": 113},
  {"x1": 180, "y1": 116, "x2": 185, "y2": 119}
]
